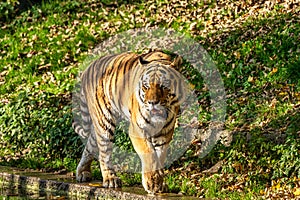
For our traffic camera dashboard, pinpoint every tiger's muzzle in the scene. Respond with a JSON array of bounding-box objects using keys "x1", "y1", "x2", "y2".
[
  {"x1": 150, "y1": 107, "x2": 167, "y2": 118},
  {"x1": 148, "y1": 104, "x2": 168, "y2": 123}
]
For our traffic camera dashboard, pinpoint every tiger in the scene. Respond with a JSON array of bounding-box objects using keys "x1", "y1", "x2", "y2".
[{"x1": 72, "y1": 50, "x2": 187, "y2": 194}]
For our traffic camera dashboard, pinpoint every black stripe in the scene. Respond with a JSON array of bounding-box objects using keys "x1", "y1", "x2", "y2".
[
  {"x1": 149, "y1": 118, "x2": 175, "y2": 139},
  {"x1": 173, "y1": 79, "x2": 177, "y2": 88},
  {"x1": 100, "y1": 147, "x2": 112, "y2": 154},
  {"x1": 101, "y1": 80, "x2": 115, "y2": 120},
  {"x1": 121, "y1": 57, "x2": 132, "y2": 94},
  {"x1": 97, "y1": 116, "x2": 115, "y2": 138},
  {"x1": 158, "y1": 68, "x2": 167, "y2": 74},
  {"x1": 108, "y1": 62, "x2": 118, "y2": 109},
  {"x1": 124, "y1": 58, "x2": 135, "y2": 96},
  {"x1": 99, "y1": 54, "x2": 117, "y2": 72},
  {"x1": 113, "y1": 58, "x2": 124, "y2": 111},
  {"x1": 153, "y1": 141, "x2": 168, "y2": 147},
  {"x1": 89, "y1": 136, "x2": 97, "y2": 147},
  {"x1": 131, "y1": 58, "x2": 141, "y2": 83},
  {"x1": 85, "y1": 148, "x2": 92, "y2": 155},
  {"x1": 138, "y1": 105, "x2": 151, "y2": 125},
  {"x1": 169, "y1": 71, "x2": 175, "y2": 79},
  {"x1": 108, "y1": 73, "x2": 114, "y2": 102},
  {"x1": 170, "y1": 98, "x2": 179, "y2": 106},
  {"x1": 138, "y1": 87, "x2": 143, "y2": 101},
  {"x1": 95, "y1": 92, "x2": 115, "y2": 137},
  {"x1": 82, "y1": 126, "x2": 91, "y2": 133},
  {"x1": 97, "y1": 132, "x2": 114, "y2": 143},
  {"x1": 163, "y1": 115, "x2": 175, "y2": 130},
  {"x1": 145, "y1": 68, "x2": 156, "y2": 75},
  {"x1": 91, "y1": 131, "x2": 96, "y2": 139},
  {"x1": 81, "y1": 111, "x2": 90, "y2": 118},
  {"x1": 88, "y1": 54, "x2": 116, "y2": 91},
  {"x1": 107, "y1": 127, "x2": 114, "y2": 137},
  {"x1": 135, "y1": 117, "x2": 143, "y2": 130}
]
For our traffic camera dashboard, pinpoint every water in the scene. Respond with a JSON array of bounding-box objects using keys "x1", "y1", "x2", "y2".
[{"x1": 0, "y1": 166, "x2": 201, "y2": 200}]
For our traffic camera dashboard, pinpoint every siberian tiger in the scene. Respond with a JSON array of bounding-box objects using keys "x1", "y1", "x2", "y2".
[{"x1": 73, "y1": 50, "x2": 186, "y2": 194}]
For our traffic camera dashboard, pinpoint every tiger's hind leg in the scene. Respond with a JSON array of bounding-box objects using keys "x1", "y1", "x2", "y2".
[
  {"x1": 91, "y1": 113, "x2": 122, "y2": 188},
  {"x1": 76, "y1": 127, "x2": 97, "y2": 182}
]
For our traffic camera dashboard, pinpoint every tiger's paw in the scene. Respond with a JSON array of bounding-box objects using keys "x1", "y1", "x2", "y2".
[
  {"x1": 102, "y1": 170, "x2": 122, "y2": 188},
  {"x1": 76, "y1": 170, "x2": 92, "y2": 182},
  {"x1": 142, "y1": 170, "x2": 166, "y2": 194},
  {"x1": 103, "y1": 174, "x2": 122, "y2": 188}
]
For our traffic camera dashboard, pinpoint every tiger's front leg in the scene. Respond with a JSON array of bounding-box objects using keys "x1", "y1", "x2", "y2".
[{"x1": 129, "y1": 126, "x2": 168, "y2": 194}]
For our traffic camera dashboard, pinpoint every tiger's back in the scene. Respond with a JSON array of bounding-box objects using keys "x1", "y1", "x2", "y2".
[{"x1": 74, "y1": 53, "x2": 138, "y2": 140}]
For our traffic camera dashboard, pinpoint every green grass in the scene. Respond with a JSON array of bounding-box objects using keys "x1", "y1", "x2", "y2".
[{"x1": 0, "y1": 0, "x2": 299, "y2": 198}]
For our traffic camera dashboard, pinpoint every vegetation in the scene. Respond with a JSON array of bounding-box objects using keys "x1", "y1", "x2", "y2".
[{"x1": 0, "y1": 0, "x2": 299, "y2": 199}]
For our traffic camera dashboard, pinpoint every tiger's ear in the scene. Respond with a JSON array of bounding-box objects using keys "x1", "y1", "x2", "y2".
[
  {"x1": 171, "y1": 55, "x2": 183, "y2": 67},
  {"x1": 138, "y1": 56, "x2": 150, "y2": 65}
]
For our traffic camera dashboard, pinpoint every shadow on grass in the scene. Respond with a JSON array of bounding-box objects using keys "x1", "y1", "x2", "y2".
[
  {"x1": 172, "y1": 10, "x2": 300, "y2": 184},
  {"x1": 1, "y1": 0, "x2": 145, "y2": 26},
  {"x1": 0, "y1": 0, "x2": 43, "y2": 25},
  {"x1": 199, "y1": 11, "x2": 300, "y2": 184}
]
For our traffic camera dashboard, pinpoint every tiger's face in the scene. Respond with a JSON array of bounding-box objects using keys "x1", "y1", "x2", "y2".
[{"x1": 138, "y1": 61, "x2": 180, "y2": 125}]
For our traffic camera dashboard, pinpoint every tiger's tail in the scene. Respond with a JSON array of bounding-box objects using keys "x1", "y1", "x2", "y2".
[
  {"x1": 72, "y1": 120, "x2": 88, "y2": 138},
  {"x1": 72, "y1": 88, "x2": 92, "y2": 142}
]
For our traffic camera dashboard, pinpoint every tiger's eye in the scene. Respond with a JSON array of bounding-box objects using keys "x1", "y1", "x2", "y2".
[
  {"x1": 168, "y1": 93, "x2": 176, "y2": 98},
  {"x1": 162, "y1": 85, "x2": 169, "y2": 89}
]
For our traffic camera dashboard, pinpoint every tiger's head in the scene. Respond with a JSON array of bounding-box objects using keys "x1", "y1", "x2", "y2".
[{"x1": 136, "y1": 52, "x2": 185, "y2": 127}]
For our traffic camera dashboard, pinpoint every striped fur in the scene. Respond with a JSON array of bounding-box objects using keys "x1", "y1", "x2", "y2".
[{"x1": 74, "y1": 50, "x2": 185, "y2": 194}]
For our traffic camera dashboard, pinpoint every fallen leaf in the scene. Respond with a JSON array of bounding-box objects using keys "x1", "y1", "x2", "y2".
[
  {"x1": 88, "y1": 183, "x2": 102, "y2": 187},
  {"x1": 294, "y1": 188, "x2": 300, "y2": 196}
]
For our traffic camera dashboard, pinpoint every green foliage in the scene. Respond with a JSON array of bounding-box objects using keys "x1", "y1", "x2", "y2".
[
  {"x1": 118, "y1": 173, "x2": 142, "y2": 186},
  {"x1": 272, "y1": 135, "x2": 300, "y2": 179},
  {"x1": 0, "y1": 90, "x2": 82, "y2": 170},
  {"x1": 200, "y1": 177, "x2": 218, "y2": 198},
  {"x1": 165, "y1": 174, "x2": 197, "y2": 195},
  {"x1": 0, "y1": 0, "x2": 20, "y2": 23},
  {"x1": 114, "y1": 122, "x2": 134, "y2": 152}
]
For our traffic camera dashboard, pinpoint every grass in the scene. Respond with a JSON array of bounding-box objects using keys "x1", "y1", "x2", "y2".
[{"x1": 0, "y1": 0, "x2": 299, "y2": 199}]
